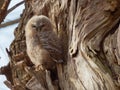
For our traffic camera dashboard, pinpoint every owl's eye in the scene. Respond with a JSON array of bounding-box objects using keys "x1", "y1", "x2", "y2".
[{"x1": 32, "y1": 24, "x2": 37, "y2": 29}]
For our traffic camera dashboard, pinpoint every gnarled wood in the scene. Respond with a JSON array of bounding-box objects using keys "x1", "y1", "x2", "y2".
[{"x1": 3, "y1": 0, "x2": 120, "y2": 90}]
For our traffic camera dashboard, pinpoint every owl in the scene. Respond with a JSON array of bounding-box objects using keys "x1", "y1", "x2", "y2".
[{"x1": 25, "y1": 15, "x2": 62, "y2": 70}]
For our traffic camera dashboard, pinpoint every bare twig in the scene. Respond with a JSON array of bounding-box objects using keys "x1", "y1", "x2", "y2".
[
  {"x1": 7, "y1": 1, "x2": 25, "y2": 15},
  {"x1": 0, "y1": 0, "x2": 11, "y2": 23},
  {"x1": 0, "y1": 18, "x2": 20, "y2": 28}
]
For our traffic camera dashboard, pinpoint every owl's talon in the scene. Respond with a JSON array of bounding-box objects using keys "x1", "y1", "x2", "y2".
[{"x1": 35, "y1": 65, "x2": 44, "y2": 71}]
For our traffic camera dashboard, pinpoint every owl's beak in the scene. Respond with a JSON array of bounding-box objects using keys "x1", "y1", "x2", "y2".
[
  {"x1": 36, "y1": 25, "x2": 41, "y2": 31},
  {"x1": 36, "y1": 26, "x2": 40, "y2": 30},
  {"x1": 39, "y1": 24, "x2": 45, "y2": 30}
]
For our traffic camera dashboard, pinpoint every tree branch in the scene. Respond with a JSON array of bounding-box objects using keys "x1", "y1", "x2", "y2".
[
  {"x1": 0, "y1": 18, "x2": 20, "y2": 28},
  {"x1": 0, "y1": 0, "x2": 4, "y2": 9},
  {"x1": 0, "y1": 63, "x2": 13, "y2": 84},
  {"x1": 4, "y1": 80, "x2": 12, "y2": 89},
  {"x1": 0, "y1": 0, "x2": 11, "y2": 23},
  {"x1": 7, "y1": 1, "x2": 25, "y2": 15}
]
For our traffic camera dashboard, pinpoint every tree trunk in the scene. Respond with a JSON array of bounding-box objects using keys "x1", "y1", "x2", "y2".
[{"x1": 2, "y1": 0, "x2": 120, "y2": 90}]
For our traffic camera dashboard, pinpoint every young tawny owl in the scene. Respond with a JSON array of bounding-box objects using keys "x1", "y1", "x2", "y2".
[{"x1": 25, "y1": 15, "x2": 62, "y2": 70}]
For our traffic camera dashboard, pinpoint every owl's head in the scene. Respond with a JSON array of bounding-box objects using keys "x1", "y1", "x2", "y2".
[{"x1": 25, "y1": 15, "x2": 53, "y2": 33}]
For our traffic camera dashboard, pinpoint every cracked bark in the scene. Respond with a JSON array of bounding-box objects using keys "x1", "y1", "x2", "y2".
[{"x1": 2, "y1": 0, "x2": 120, "y2": 90}]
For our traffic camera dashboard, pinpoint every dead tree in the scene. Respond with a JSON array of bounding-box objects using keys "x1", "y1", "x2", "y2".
[{"x1": 1, "y1": 0, "x2": 120, "y2": 90}]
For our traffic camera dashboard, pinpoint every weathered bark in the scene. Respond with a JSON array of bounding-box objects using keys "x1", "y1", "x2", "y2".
[{"x1": 2, "y1": 0, "x2": 120, "y2": 90}]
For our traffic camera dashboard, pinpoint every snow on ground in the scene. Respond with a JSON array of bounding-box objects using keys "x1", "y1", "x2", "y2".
[{"x1": 0, "y1": 0, "x2": 24, "y2": 90}]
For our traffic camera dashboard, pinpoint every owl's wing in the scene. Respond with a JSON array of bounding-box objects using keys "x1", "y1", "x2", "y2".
[{"x1": 38, "y1": 31, "x2": 63, "y2": 62}]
